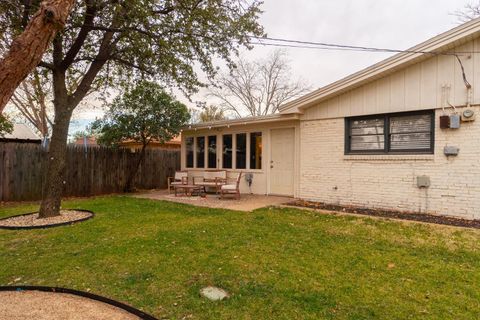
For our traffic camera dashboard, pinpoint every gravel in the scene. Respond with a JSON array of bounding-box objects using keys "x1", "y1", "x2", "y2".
[
  {"x1": 0, "y1": 291, "x2": 140, "y2": 320},
  {"x1": 0, "y1": 210, "x2": 92, "y2": 228}
]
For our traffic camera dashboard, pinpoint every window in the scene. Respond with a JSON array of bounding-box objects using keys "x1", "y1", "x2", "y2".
[
  {"x1": 250, "y1": 132, "x2": 262, "y2": 169},
  {"x1": 236, "y1": 133, "x2": 247, "y2": 169},
  {"x1": 207, "y1": 135, "x2": 217, "y2": 168},
  {"x1": 196, "y1": 136, "x2": 205, "y2": 168},
  {"x1": 185, "y1": 137, "x2": 194, "y2": 168},
  {"x1": 222, "y1": 134, "x2": 232, "y2": 169},
  {"x1": 345, "y1": 111, "x2": 434, "y2": 154}
]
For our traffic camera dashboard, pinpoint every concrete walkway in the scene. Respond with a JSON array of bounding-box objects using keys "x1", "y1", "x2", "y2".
[{"x1": 133, "y1": 189, "x2": 291, "y2": 212}]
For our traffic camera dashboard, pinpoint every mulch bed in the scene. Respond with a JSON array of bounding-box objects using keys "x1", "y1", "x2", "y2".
[
  {"x1": 0, "y1": 286, "x2": 157, "y2": 320},
  {"x1": 0, "y1": 209, "x2": 94, "y2": 230},
  {"x1": 288, "y1": 200, "x2": 480, "y2": 229}
]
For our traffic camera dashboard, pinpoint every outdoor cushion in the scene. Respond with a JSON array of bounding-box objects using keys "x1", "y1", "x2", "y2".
[
  {"x1": 221, "y1": 184, "x2": 237, "y2": 190},
  {"x1": 174, "y1": 172, "x2": 188, "y2": 180},
  {"x1": 195, "y1": 181, "x2": 218, "y2": 186},
  {"x1": 170, "y1": 181, "x2": 184, "y2": 186}
]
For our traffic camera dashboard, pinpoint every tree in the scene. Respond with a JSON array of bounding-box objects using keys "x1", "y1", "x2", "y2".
[
  {"x1": 92, "y1": 81, "x2": 189, "y2": 192},
  {"x1": 0, "y1": 114, "x2": 13, "y2": 137},
  {"x1": 0, "y1": 0, "x2": 263, "y2": 218},
  {"x1": 453, "y1": 2, "x2": 480, "y2": 22},
  {"x1": 199, "y1": 105, "x2": 226, "y2": 122},
  {"x1": 209, "y1": 50, "x2": 309, "y2": 118},
  {"x1": 9, "y1": 70, "x2": 53, "y2": 138},
  {"x1": 0, "y1": 0, "x2": 75, "y2": 112}
]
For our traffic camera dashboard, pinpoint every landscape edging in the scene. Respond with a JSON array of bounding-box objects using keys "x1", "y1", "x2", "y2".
[{"x1": 0, "y1": 285, "x2": 158, "y2": 320}]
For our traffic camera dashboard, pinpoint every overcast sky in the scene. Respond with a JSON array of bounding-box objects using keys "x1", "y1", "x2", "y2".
[{"x1": 70, "y1": 0, "x2": 472, "y2": 133}]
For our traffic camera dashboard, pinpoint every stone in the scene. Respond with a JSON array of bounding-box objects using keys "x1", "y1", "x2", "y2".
[{"x1": 200, "y1": 286, "x2": 230, "y2": 301}]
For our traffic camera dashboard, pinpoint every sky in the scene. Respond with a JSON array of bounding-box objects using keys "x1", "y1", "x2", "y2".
[{"x1": 69, "y1": 0, "x2": 473, "y2": 134}]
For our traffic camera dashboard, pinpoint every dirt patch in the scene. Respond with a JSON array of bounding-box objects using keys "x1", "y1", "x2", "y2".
[
  {"x1": 289, "y1": 200, "x2": 480, "y2": 229},
  {"x1": 0, "y1": 290, "x2": 140, "y2": 320},
  {"x1": 0, "y1": 210, "x2": 93, "y2": 229}
]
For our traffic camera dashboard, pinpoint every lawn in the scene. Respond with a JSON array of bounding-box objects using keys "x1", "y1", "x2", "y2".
[{"x1": 1, "y1": 196, "x2": 480, "y2": 319}]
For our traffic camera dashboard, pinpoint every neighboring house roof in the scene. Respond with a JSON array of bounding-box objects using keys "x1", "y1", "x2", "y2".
[
  {"x1": 73, "y1": 136, "x2": 98, "y2": 146},
  {"x1": 118, "y1": 135, "x2": 182, "y2": 148},
  {"x1": 1, "y1": 123, "x2": 41, "y2": 142},
  {"x1": 280, "y1": 17, "x2": 480, "y2": 114}
]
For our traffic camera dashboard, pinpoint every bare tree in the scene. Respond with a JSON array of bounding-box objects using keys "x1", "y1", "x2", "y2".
[
  {"x1": 9, "y1": 70, "x2": 53, "y2": 138},
  {"x1": 199, "y1": 105, "x2": 226, "y2": 122},
  {"x1": 453, "y1": 2, "x2": 480, "y2": 23},
  {"x1": 0, "y1": 0, "x2": 75, "y2": 112},
  {"x1": 209, "y1": 50, "x2": 310, "y2": 118}
]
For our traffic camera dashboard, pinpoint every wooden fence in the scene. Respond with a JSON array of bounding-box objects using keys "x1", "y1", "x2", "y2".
[{"x1": 0, "y1": 143, "x2": 180, "y2": 202}]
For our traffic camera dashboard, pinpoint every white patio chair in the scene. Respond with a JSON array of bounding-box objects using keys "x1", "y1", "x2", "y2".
[
  {"x1": 168, "y1": 171, "x2": 188, "y2": 194},
  {"x1": 220, "y1": 172, "x2": 243, "y2": 200}
]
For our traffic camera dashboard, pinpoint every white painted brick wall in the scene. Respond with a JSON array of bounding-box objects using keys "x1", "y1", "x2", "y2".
[{"x1": 299, "y1": 107, "x2": 480, "y2": 219}]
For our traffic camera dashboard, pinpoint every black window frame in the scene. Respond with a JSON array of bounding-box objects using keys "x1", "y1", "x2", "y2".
[
  {"x1": 207, "y1": 135, "x2": 217, "y2": 169},
  {"x1": 345, "y1": 110, "x2": 435, "y2": 155}
]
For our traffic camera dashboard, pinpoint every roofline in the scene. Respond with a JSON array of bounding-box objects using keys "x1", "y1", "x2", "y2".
[
  {"x1": 280, "y1": 17, "x2": 480, "y2": 113},
  {"x1": 182, "y1": 113, "x2": 299, "y2": 131}
]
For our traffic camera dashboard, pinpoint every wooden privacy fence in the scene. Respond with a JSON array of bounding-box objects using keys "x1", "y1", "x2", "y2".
[{"x1": 0, "y1": 143, "x2": 180, "y2": 202}]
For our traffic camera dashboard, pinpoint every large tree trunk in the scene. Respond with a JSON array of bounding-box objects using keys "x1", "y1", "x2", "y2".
[
  {"x1": 38, "y1": 68, "x2": 73, "y2": 218},
  {"x1": 0, "y1": 0, "x2": 74, "y2": 113},
  {"x1": 124, "y1": 144, "x2": 147, "y2": 193}
]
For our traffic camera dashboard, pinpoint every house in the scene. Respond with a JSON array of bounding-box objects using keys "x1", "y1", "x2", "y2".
[
  {"x1": 119, "y1": 135, "x2": 181, "y2": 151},
  {"x1": 0, "y1": 123, "x2": 41, "y2": 144},
  {"x1": 181, "y1": 18, "x2": 480, "y2": 220},
  {"x1": 73, "y1": 135, "x2": 99, "y2": 147}
]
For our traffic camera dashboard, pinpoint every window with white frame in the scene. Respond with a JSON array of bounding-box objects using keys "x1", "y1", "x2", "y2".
[
  {"x1": 185, "y1": 137, "x2": 194, "y2": 168},
  {"x1": 207, "y1": 135, "x2": 217, "y2": 168},
  {"x1": 185, "y1": 132, "x2": 263, "y2": 170},
  {"x1": 196, "y1": 136, "x2": 205, "y2": 168}
]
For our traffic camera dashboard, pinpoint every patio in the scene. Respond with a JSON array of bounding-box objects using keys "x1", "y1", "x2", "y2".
[{"x1": 133, "y1": 189, "x2": 291, "y2": 212}]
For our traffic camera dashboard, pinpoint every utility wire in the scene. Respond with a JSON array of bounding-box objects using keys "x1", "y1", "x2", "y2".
[{"x1": 250, "y1": 36, "x2": 478, "y2": 56}]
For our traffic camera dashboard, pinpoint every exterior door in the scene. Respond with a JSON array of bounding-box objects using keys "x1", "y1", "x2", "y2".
[{"x1": 270, "y1": 128, "x2": 295, "y2": 196}]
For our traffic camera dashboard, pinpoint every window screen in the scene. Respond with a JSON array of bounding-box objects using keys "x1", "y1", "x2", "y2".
[
  {"x1": 389, "y1": 114, "x2": 432, "y2": 151},
  {"x1": 349, "y1": 117, "x2": 385, "y2": 151}
]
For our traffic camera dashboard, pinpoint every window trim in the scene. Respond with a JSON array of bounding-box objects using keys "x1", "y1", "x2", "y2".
[{"x1": 345, "y1": 110, "x2": 435, "y2": 155}]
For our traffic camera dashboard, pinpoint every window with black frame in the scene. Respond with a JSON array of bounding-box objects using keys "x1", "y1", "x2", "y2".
[
  {"x1": 185, "y1": 137, "x2": 194, "y2": 168},
  {"x1": 345, "y1": 111, "x2": 434, "y2": 154}
]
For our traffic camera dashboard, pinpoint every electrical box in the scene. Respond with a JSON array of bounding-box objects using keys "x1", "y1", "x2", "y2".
[
  {"x1": 440, "y1": 115, "x2": 450, "y2": 129},
  {"x1": 444, "y1": 146, "x2": 460, "y2": 156},
  {"x1": 417, "y1": 176, "x2": 431, "y2": 188},
  {"x1": 461, "y1": 109, "x2": 475, "y2": 122},
  {"x1": 450, "y1": 114, "x2": 461, "y2": 129},
  {"x1": 244, "y1": 173, "x2": 253, "y2": 187}
]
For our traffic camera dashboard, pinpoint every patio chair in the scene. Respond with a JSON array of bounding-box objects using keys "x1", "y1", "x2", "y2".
[
  {"x1": 220, "y1": 172, "x2": 242, "y2": 200},
  {"x1": 168, "y1": 171, "x2": 188, "y2": 194}
]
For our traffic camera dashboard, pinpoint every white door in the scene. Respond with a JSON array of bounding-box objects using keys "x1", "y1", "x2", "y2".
[{"x1": 270, "y1": 128, "x2": 295, "y2": 196}]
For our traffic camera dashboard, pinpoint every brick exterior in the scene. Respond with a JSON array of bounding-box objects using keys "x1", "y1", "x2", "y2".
[{"x1": 299, "y1": 107, "x2": 480, "y2": 219}]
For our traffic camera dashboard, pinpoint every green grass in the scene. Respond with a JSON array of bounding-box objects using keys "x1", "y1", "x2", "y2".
[{"x1": 1, "y1": 196, "x2": 480, "y2": 319}]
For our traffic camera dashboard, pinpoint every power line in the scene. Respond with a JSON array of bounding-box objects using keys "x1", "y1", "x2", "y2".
[{"x1": 250, "y1": 35, "x2": 478, "y2": 56}]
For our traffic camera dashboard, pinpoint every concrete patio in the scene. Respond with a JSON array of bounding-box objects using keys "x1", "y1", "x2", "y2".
[{"x1": 133, "y1": 189, "x2": 292, "y2": 212}]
